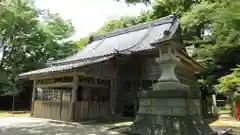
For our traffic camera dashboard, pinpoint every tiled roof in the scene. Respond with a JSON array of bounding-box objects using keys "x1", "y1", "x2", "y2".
[
  {"x1": 19, "y1": 14, "x2": 179, "y2": 77},
  {"x1": 53, "y1": 14, "x2": 178, "y2": 65}
]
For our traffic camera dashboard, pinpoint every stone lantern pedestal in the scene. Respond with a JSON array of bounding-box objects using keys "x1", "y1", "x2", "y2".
[
  {"x1": 128, "y1": 90, "x2": 217, "y2": 135},
  {"x1": 125, "y1": 32, "x2": 217, "y2": 135}
]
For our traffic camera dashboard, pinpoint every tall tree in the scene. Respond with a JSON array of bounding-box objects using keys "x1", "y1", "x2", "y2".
[
  {"x1": 214, "y1": 66, "x2": 240, "y2": 103},
  {"x1": 181, "y1": 0, "x2": 240, "y2": 87},
  {"x1": 0, "y1": 0, "x2": 77, "y2": 95},
  {"x1": 215, "y1": 66, "x2": 240, "y2": 93}
]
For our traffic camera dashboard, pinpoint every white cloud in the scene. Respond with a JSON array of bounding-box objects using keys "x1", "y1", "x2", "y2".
[{"x1": 35, "y1": 0, "x2": 148, "y2": 40}]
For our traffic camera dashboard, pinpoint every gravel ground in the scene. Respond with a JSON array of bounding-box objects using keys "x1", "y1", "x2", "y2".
[
  {"x1": 1, "y1": 116, "x2": 238, "y2": 135},
  {"x1": 0, "y1": 117, "x2": 125, "y2": 135}
]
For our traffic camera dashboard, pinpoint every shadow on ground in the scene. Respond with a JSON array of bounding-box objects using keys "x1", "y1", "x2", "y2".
[
  {"x1": 1, "y1": 116, "x2": 239, "y2": 135},
  {"x1": 0, "y1": 117, "x2": 126, "y2": 135}
]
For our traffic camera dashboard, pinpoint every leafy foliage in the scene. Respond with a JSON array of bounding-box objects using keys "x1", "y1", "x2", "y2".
[
  {"x1": 214, "y1": 66, "x2": 240, "y2": 101},
  {"x1": 75, "y1": 36, "x2": 89, "y2": 48},
  {"x1": 215, "y1": 66, "x2": 240, "y2": 93},
  {"x1": 93, "y1": 16, "x2": 137, "y2": 35},
  {"x1": 0, "y1": 0, "x2": 78, "y2": 95},
  {"x1": 187, "y1": 0, "x2": 240, "y2": 87}
]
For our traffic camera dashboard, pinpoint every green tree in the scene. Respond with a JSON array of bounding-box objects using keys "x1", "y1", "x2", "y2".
[
  {"x1": 0, "y1": 0, "x2": 77, "y2": 95},
  {"x1": 215, "y1": 66, "x2": 240, "y2": 93},
  {"x1": 215, "y1": 66, "x2": 240, "y2": 101},
  {"x1": 182, "y1": 0, "x2": 240, "y2": 87}
]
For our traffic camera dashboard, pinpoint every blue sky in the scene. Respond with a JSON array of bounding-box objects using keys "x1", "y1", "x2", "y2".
[{"x1": 35, "y1": 0, "x2": 148, "y2": 41}]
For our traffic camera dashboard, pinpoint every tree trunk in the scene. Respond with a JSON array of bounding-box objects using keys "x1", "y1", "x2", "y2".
[
  {"x1": 12, "y1": 95, "x2": 15, "y2": 117},
  {"x1": 0, "y1": 45, "x2": 6, "y2": 70}
]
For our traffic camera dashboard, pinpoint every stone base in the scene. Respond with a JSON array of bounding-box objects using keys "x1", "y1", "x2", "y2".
[
  {"x1": 130, "y1": 82, "x2": 216, "y2": 135},
  {"x1": 125, "y1": 114, "x2": 217, "y2": 135}
]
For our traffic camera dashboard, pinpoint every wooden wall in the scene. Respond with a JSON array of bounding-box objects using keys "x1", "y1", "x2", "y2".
[
  {"x1": 33, "y1": 100, "x2": 71, "y2": 121},
  {"x1": 78, "y1": 61, "x2": 116, "y2": 79},
  {"x1": 77, "y1": 60, "x2": 117, "y2": 117},
  {"x1": 74, "y1": 101, "x2": 109, "y2": 121},
  {"x1": 74, "y1": 101, "x2": 88, "y2": 121}
]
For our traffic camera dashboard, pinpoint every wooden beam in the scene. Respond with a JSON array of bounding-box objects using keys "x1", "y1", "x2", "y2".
[
  {"x1": 78, "y1": 82, "x2": 109, "y2": 89},
  {"x1": 36, "y1": 82, "x2": 74, "y2": 88},
  {"x1": 26, "y1": 71, "x2": 112, "y2": 81},
  {"x1": 26, "y1": 72, "x2": 86, "y2": 80}
]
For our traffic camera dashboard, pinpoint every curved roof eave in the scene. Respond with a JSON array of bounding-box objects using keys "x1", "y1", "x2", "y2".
[{"x1": 18, "y1": 55, "x2": 114, "y2": 79}]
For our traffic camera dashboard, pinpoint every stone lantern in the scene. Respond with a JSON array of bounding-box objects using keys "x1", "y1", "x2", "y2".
[{"x1": 125, "y1": 29, "x2": 217, "y2": 134}]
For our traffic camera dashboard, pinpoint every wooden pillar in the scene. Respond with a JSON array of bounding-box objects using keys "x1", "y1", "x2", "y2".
[
  {"x1": 70, "y1": 75, "x2": 78, "y2": 121},
  {"x1": 110, "y1": 78, "x2": 116, "y2": 116},
  {"x1": 88, "y1": 88, "x2": 92, "y2": 120},
  {"x1": 59, "y1": 88, "x2": 63, "y2": 120},
  {"x1": 115, "y1": 67, "x2": 123, "y2": 115},
  {"x1": 31, "y1": 80, "x2": 37, "y2": 116}
]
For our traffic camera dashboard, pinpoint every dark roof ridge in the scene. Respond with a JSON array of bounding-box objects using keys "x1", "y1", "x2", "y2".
[{"x1": 92, "y1": 14, "x2": 175, "y2": 41}]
